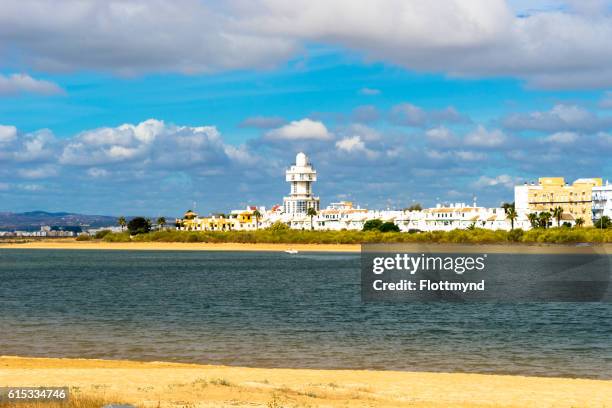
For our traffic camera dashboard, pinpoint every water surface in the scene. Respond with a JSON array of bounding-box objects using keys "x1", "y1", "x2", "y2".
[{"x1": 0, "y1": 249, "x2": 610, "y2": 379}]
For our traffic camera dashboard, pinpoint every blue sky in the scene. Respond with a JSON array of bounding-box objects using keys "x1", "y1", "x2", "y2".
[{"x1": 0, "y1": 0, "x2": 611, "y2": 216}]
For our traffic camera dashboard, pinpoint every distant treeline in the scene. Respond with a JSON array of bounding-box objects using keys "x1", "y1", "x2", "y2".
[{"x1": 96, "y1": 226, "x2": 612, "y2": 245}]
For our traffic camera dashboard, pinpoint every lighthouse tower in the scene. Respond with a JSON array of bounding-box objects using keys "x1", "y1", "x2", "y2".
[{"x1": 283, "y1": 152, "x2": 320, "y2": 214}]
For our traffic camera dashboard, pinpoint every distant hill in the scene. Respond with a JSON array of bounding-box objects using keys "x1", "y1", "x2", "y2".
[{"x1": 0, "y1": 211, "x2": 119, "y2": 231}]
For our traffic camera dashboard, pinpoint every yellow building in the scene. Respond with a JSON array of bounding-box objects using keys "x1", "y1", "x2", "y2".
[
  {"x1": 177, "y1": 210, "x2": 236, "y2": 231},
  {"x1": 515, "y1": 177, "x2": 602, "y2": 226}
]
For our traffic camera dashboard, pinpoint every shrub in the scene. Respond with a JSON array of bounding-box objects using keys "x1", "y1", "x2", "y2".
[
  {"x1": 94, "y1": 229, "x2": 111, "y2": 239},
  {"x1": 379, "y1": 221, "x2": 400, "y2": 233},
  {"x1": 507, "y1": 228, "x2": 524, "y2": 242},
  {"x1": 103, "y1": 231, "x2": 131, "y2": 242},
  {"x1": 363, "y1": 219, "x2": 383, "y2": 231},
  {"x1": 75, "y1": 234, "x2": 91, "y2": 241}
]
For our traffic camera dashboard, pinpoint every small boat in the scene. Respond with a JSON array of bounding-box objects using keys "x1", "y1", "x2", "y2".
[{"x1": 285, "y1": 249, "x2": 298, "y2": 254}]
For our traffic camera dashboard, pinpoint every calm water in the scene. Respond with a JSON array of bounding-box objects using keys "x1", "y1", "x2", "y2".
[{"x1": 0, "y1": 249, "x2": 610, "y2": 379}]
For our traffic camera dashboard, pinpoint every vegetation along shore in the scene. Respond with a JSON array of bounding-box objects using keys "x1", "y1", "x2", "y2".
[{"x1": 98, "y1": 223, "x2": 610, "y2": 245}]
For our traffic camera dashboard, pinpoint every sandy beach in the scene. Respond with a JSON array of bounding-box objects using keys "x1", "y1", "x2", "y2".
[
  {"x1": 1, "y1": 356, "x2": 611, "y2": 407},
  {"x1": 1, "y1": 239, "x2": 610, "y2": 254}
]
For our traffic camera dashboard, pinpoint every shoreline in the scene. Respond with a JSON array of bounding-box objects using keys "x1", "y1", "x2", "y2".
[
  {"x1": 0, "y1": 239, "x2": 610, "y2": 254},
  {"x1": 1, "y1": 356, "x2": 611, "y2": 407}
]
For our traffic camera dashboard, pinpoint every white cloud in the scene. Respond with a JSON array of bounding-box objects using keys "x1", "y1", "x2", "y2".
[
  {"x1": 465, "y1": 125, "x2": 506, "y2": 147},
  {"x1": 223, "y1": 144, "x2": 260, "y2": 166},
  {"x1": 455, "y1": 151, "x2": 487, "y2": 161},
  {"x1": 425, "y1": 149, "x2": 449, "y2": 160},
  {"x1": 336, "y1": 135, "x2": 378, "y2": 159},
  {"x1": 17, "y1": 165, "x2": 58, "y2": 179},
  {"x1": 2, "y1": 1, "x2": 611, "y2": 88},
  {"x1": 0, "y1": 73, "x2": 63, "y2": 96},
  {"x1": 336, "y1": 136, "x2": 364, "y2": 152},
  {"x1": 0, "y1": 0, "x2": 295, "y2": 75},
  {"x1": 390, "y1": 103, "x2": 426, "y2": 126},
  {"x1": 265, "y1": 118, "x2": 332, "y2": 141},
  {"x1": 425, "y1": 126, "x2": 458, "y2": 147},
  {"x1": 544, "y1": 131, "x2": 579, "y2": 143},
  {"x1": 472, "y1": 174, "x2": 519, "y2": 189},
  {"x1": 0, "y1": 125, "x2": 17, "y2": 142},
  {"x1": 242, "y1": 0, "x2": 612, "y2": 89},
  {"x1": 13, "y1": 129, "x2": 57, "y2": 161},
  {"x1": 391, "y1": 103, "x2": 469, "y2": 127},
  {"x1": 60, "y1": 119, "x2": 233, "y2": 167},
  {"x1": 344, "y1": 123, "x2": 381, "y2": 141},
  {"x1": 503, "y1": 103, "x2": 612, "y2": 132},
  {"x1": 425, "y1": 148, "x2": 486, "y2": 162},
  {"x1": 87, "y1": 167, "x2": 109, "y2": 178}
]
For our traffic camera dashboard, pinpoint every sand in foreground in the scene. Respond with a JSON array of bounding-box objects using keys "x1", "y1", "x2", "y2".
[
  {"x1": 1, "y1": 239, "x2": 610, "y2": 254},
  {"x1": 1, "y1": 357, "x2": 611, "y2": 408}
]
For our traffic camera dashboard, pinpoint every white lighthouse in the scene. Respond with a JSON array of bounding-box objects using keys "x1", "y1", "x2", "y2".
[{"x1": 283, "y1": 152, "x2": 320, "y2": 214}]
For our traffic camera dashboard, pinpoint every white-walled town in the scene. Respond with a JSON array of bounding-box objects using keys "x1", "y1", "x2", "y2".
[
  {"x1": 1, "y1": 151, "x2": 609, "y2": 238},
  {"x1": 176, "y1": 152, "x2": 611, "y2": 233}
]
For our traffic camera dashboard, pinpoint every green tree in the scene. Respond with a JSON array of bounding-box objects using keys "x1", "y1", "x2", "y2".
[
  {"x1": 506, "y1": 207, "x2": 518, "y2": 230},
  {"x1": 405, "y1": 203, "x2": 423, "y2": 211},
  {"x1": 527, "y1": 212, "x2": 539, "y2": 228},
  {"x1": 252, "y1": 209, "x2": 262, "y2": 230},
  {"x1": 551, "y1": 206, "x2": 563, "y2": 227},
  {"x1": 306, "y1": 207, "x2": 317, "y2": 230},
  {"x1": 379, "y1": 221, "x2": 400, "y2": 232},
  {"x1": 575, "y1": 217, "x2": 585, "y2": 228},
  {"x1": 594, "y1": 216, "x2": 611, "y2": 229},
  {"x1": 363, "y1": 219, "x2": 383, "y2": 231},
  {"x1": 539, "y1": 211, "x2": 552, "y2": 229},
  {"x1": 117, "y1": 216, "x2": 126, "y2": 231},
  {"x1": 127, "y1": 217, "x2": 151, "y2": 235},
  {"x1": 157, "y1": 217, "x2": 166, "y2": 229}
]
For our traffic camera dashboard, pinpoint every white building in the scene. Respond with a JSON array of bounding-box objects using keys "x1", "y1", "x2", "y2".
[
  {"x1": 592, "y1": 180, "x2": 612, "y2": 220},
  {"x1": 395, "y1": 203, "x2": 510, "y2": 232},
  {"x1": 283, "y1": 152, "x2": 320, "y2": 215}
]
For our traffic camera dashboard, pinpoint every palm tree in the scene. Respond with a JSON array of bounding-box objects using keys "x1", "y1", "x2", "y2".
[
  {"x1": 551, "y1": 206, "x2": 563, "y2": 227},
  {"x1": 252, "y1": 209, "x2": 261, "y2": 230},
  {"x1": 527, "y1": 213, "x2": 539, "y2": 229},
  {"x1": 118, "y1": 216, "x2": 126, "y2": 231},
  {"x1": 539, "y1": 211, "x2": 552, "y2": 229},
  {"x1": 506, "y1": 207, "x2": 518, "y2": 230},
  {"x1": 306, "y1": 207, "x2": 317, "y2": 230},
  {"x1": 157, "y1": 217, "x2": 166, "y2": 230},
  {"x1": 575, "y1": 217, "x2": 585, "y2": 228}
]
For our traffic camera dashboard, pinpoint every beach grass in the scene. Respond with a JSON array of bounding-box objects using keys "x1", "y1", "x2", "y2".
[{"x1": 0, "y1": 394, "x2": 138, "y2": 408}]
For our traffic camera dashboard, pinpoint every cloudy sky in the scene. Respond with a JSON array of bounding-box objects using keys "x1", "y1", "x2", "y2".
[{"x1": 1, "y1": 0, "x2": 611, "y2": 216}]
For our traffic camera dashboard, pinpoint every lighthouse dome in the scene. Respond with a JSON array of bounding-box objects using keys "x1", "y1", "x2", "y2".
[{"x1": 295, "y1": 152, "x2": 308, "y2": 166}]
